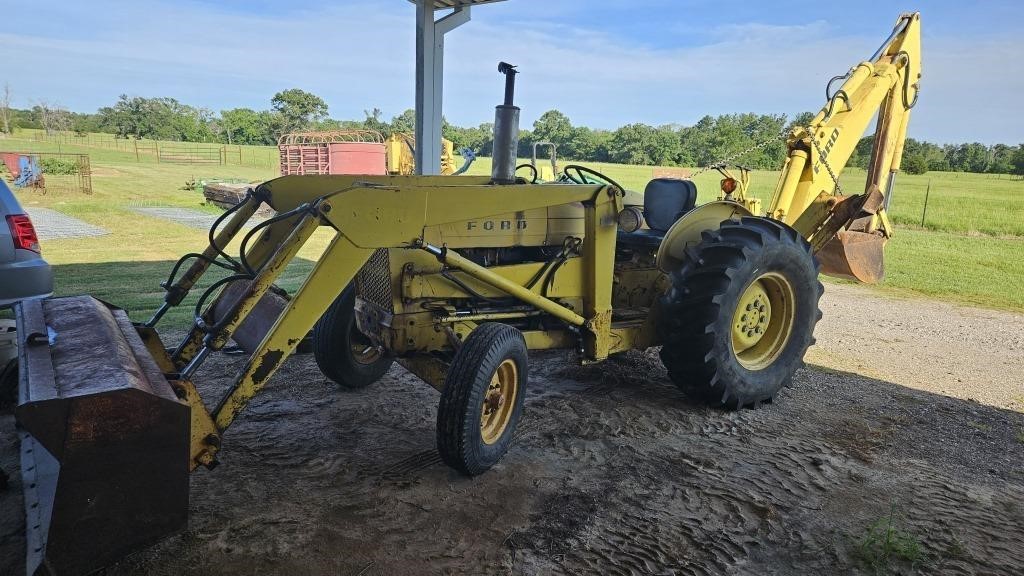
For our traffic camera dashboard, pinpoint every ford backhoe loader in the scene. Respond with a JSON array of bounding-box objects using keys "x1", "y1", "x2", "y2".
[{"x1": 12, "y1": 13, "x2": 920, "y2": 575}]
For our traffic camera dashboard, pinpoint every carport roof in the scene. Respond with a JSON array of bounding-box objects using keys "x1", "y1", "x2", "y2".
[{"x1": 409, "y1": 0, "x2": 507, "y2": 9}]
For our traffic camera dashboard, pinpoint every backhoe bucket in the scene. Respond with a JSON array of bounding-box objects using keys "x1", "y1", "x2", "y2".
[
  {"x1": 817, "y1": 230, "x2": 887, "y2": 283},
  {"x1": 14, "y1": 296, "x2": 190, "y2": 576}
]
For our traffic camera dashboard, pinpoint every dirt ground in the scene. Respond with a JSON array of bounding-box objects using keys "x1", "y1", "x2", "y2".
[{"x1": 2, "y1": 283, "x2": 1023, "y2": 575}]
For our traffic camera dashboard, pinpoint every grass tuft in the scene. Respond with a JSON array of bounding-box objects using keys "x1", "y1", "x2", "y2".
[{"x1": 854, "y1": 504, "x2": 925, "y2": 575}]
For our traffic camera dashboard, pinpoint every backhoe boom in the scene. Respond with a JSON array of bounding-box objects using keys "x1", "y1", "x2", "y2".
[{"x1": 769, "y1": 12, "x2": 921, "y2": 282}]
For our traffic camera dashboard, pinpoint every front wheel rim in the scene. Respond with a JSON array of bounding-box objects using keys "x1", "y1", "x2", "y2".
[
  {"x1": 480, "y1": 359, "x2": 518, "y2": 445},
  {"x1": 731, "y1": 272, "x2": 796, "y2": 371}
]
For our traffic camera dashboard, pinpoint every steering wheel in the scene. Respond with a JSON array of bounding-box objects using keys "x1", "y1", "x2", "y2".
[
  {"x1": 515, "y1": 163, "x2": 539, "y2": 184},
  {"x1": 561, "y1": 164, "x2": 626, "y2": 195}
]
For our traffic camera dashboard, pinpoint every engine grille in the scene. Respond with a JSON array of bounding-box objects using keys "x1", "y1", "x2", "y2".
[{"x1": 356, "y1": 249, "x2": 393, "y2": 312}]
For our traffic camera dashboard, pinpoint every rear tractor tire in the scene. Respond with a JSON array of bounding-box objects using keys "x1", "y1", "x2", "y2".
[
  {"x1": 312, "y1": 284, "x2": 394, "y2": 389},
  {"x1": 659, "y1": 216, "x2": 823, "y2": 408},
  {"x1": 437, "y1": 323, "x2": 528, "y2": 476}
]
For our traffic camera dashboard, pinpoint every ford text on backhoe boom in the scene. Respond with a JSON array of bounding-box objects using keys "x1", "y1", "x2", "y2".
[{"x1": 13, "y1": 13, "x2": 920, "y2": 575}]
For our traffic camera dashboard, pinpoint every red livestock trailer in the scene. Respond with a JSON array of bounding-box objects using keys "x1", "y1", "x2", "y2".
[{"x1": 278, "y1": 130, "x2": 387, "y2": 176}]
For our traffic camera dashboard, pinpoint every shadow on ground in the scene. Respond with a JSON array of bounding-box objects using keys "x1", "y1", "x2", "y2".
[
  {"x1": 2, "y1": 342, "x2": 1022, "y2": 575},
  {"x1": 46, "y1": 259, "x2": 318, "y2": 325}
]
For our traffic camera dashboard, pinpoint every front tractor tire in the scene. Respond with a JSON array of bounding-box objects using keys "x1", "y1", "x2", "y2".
[
  {"x1": 659, "y1": 217, "x2": 823, "y2": 408},
  {"x1": 313, "y1": 285, "x2": 394, "y2": 389},
  {"x1": 437, "y1": 323, "x2": 528, "y2": 476}
]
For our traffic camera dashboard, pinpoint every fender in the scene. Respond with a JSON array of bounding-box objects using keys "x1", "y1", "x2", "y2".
[{"x1": 655, "y1": 201, "x2": 753, "y2": 273}]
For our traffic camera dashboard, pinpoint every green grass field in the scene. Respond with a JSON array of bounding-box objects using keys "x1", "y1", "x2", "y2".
[{"x1": 2, "y1": 131, "x2": 1022, "y2": 319}]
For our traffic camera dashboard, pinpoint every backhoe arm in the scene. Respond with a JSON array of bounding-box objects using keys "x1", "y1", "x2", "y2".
[{"x1": 767, "y1": 12, "x2": 921, "y2": 282}]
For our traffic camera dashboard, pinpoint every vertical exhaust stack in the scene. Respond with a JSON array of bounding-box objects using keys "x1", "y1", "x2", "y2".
[{"x1": 491, "y1": 62, "x2": 520, "y2": 184}]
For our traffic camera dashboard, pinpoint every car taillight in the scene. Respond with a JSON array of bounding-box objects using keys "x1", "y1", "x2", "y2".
[{"x1": 6, "y1": 214, "x2": 41, "y2": 253}]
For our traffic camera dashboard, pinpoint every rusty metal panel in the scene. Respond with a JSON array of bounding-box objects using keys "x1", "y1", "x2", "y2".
[
  {"x1": 211, "y1": 279, "x2": 289, "y2": 354},
  {"x1": 817, "y1": 230, "x2": 886, "y2": 283},
  {"x1": 15, "y1": 296, "x2": 189, "y2": 576}
]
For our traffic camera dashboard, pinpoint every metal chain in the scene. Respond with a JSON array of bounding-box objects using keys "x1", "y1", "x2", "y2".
[
  {"x1": 690, "y1": 125, "x2": 845, "y2": 197},
  {"x1": 689, "y1": 131, "x2": 786, "y2": 178}
]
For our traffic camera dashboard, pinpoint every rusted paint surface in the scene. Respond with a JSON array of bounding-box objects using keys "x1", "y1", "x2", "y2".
[
  {"x1": 817, "y1": 230, "x2": 886, "y2": 283},
  {"x1": 15, "y1": 296, "x2": 190, "y2": 576},
  {"x1": 211, "y1": 280, "x2": 289, "y2": 354},
  {"x1": 252, "y1": 349, "x2": 285, "y2": 386}
]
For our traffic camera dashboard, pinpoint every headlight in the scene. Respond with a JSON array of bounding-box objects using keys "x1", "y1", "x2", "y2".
[{"x1": 617, "y1": 206, "x2": 644, "y2": 233}]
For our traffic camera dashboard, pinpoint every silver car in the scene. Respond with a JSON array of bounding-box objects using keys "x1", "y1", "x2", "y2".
[{"x1": 0, "y1": 179, "x2": 52, "y2": 307}]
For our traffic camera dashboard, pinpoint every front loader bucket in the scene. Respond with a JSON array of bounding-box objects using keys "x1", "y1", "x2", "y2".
[
  {"x1": 14, "y1": 296, "x2": 189, "y2": 576},
  {"x1": 817, "y1": 230, "x2": 887, "y2": 283}
]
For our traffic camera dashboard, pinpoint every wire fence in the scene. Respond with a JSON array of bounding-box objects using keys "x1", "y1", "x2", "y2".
[
  {"x1": 23, "y1": 130, "x2": 278, "y2": 168},
  {"x1": 0, "y1": 151, "x2": 93, "y2": 194}
]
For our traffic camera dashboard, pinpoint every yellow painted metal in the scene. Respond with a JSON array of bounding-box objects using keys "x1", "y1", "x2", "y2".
[
  {"x1": 424, "y1": 206, "x2": 549, "y2": 246},
  {"x1": 174, "y1": 379, "x2": 221, "y2": 470},
  {"x1": 385, "y1": 133, "x2": 457, "y2": 176},
  {"x1": 135, "y1": 325, "x2": 176, "y2": 373},
  {"x1": 422, "y1": 205, "x2": 587, "y2": 248},
  {"x1": 255, "y1": 175, "x2": 603, "y2": 232},
  {"x1": 171, "y1": 209, "x2": 323, "y2": 369},
  {"x1": 437, "y1": 310, "x2": 543, "y2": 324},
  {"x1": 396, "y1": 356, "x2": 449, "y2": 391},
  {"x1": 767, "y1": 150, "x2": 809, "y2": 222},
  {"x1": 169, "y1": 193, "x2": 260, "y2": 303},
  {"x1": 581, "y1": 186, "x2": 623, "y2": 361},
  {"x1": 521, "y1": 329, "x2": 576, "y2": 350},
  {"x1": 195, "y1": 175, "x2": 616, "y2": 430},
  {"x1": 732, "y1": 281, "x2": 771, "y2": 351},
  {"x1": 607, "y1": 325, "x2": 646, "y2": 355},
  {"x1": 432, "y1": 246, "x2": 587, "y2": 327},
  {"x1": 767, "y1": 12, "x2": 921, "y2": 279},
  {"x1": 480, "y1": 358, "x2": 518, "y2": 445},
  {"x1": 209, "y1": 211, "x2": 322, "y2": 350},
  {"x1": 212, "y1": 231, "x2": 375, "y2": 430},
  {"x1": 731, "y1": 272, "x2": 796, "y2": 371},
  {"x1": 714, "y1": 165, "x2": 762, "y2": 216},
  {"x1": 404, "y1": 258, "x2": 585, "y2": 300},
  {"x1": 612, "y1": 266, "x2": 664, "y2": 309},
  {"x1": 655, "y1": 201, "x2": 753, "y2": 273},
  {"x1": 790, "y1": 191, "x2": 835, "y2": 244},
  {"x1": 136, "y1": 325, "x2": 223, "y2": 468}
]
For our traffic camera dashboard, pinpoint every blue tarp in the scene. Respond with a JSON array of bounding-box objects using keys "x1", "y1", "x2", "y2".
[{"x1": 14, "y1": 155, "x2": 43, "y2": 187}]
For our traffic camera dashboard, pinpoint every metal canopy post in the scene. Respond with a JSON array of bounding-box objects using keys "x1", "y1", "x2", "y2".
[{"x1": 414, "y1": 1, "x2": 471, "y2": 175}]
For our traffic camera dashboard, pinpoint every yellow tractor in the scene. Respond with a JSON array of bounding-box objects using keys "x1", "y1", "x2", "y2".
[
  {"x1": 385, "y1": 132, "x2": 470, "y2": 176},
  {"x1": 12, "y1": 13, "x2": 920, "y2": 575}
]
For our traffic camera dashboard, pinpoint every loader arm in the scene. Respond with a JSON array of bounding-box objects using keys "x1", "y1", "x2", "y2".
[
  {"x1": 192, "y1": 176, "x2": 617, "y2": 433},
  {"x1": 767, "y1": 11, "x2": 921, "y2": 282},
  {"x1": 164, "y1": 174, "x2": 618, "y2": 443}
]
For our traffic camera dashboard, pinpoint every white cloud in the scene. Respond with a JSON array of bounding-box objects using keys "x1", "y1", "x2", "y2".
[{"x1": 1, "y1": 1, "x2": 1020, "y2": 143}]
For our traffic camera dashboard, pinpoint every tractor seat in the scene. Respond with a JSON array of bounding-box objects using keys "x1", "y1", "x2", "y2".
[{"x1": 617, "y1": 178, "x2": 698, "y2": 248}]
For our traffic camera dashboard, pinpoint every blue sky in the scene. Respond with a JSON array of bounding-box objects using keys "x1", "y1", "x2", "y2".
[{"x1": 3, "y1": 1, "x2": 1022, "y2": 144}]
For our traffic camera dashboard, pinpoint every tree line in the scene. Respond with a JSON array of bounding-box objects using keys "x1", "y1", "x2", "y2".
[{"x1": 2, "y1": 87, "x2": 1023, "y2": 176}]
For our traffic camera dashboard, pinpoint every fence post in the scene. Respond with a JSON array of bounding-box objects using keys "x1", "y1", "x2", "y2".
[
  {"x1": 134, "y1": 139, "x2": 140, "y2": 162},
  {"x1": 156, "y1": 142, "x2": 161, "y2": 163},
  {"x1": 920, "y1": 179, "x2": 931, "y2": 228}
]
